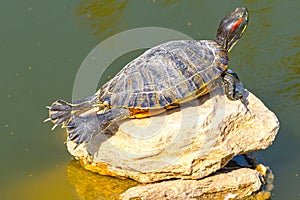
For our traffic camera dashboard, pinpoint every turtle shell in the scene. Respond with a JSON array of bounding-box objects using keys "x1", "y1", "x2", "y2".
[{"x1": 98, "y1": 40, "x2": 229, "y2": 109}]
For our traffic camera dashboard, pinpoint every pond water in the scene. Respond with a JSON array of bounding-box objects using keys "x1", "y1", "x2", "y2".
[{"x1": 0, "y1": 0, "x2": 299, "y2": 199}]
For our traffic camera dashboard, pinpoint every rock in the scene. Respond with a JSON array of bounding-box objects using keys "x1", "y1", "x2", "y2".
[
  {"x1": 65, "y1": 154, "x2": 273, "y2": 200},
  {"x1": 119, "y1": 153, "x2": 273, "y2": 200},
  {"x1": 120, "y1": 168, "x2": 266, "y2": 200},
  {"x1": 66, "y1": 90, "x2": 279, "y2": 183}
]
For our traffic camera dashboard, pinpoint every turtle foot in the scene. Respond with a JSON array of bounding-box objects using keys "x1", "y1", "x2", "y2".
[
  {"x1": 48, "y1": 100, "x2": 72, "y2": 128},
  {"x1": 66, "y1": 115, "x2": 102, "y2": 144},
  {"x1": 223, "y1": 70, "x2": 244, "y2": 100}
]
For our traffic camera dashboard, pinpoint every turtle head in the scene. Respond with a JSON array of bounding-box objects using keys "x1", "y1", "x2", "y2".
[{"x1": 215, "y1": 7, "x2": 249, "y2": 52}]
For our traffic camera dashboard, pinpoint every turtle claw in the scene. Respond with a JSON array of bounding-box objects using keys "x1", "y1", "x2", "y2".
[
  {"x1": 51, "y1": 124, "x2": 58, "y2": 131},
  {"x1": 43, "y1": 118, "x2": 51, "y2": 123},
  {"x1": 48, "y1": 100, "x2": 72, "y2": 126}
]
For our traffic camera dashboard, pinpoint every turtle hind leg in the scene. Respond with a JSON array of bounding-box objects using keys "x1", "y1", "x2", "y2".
[
  {"x1": 47, "y1": 95, "x2": 99, "y2": 129},
  {"x1": 66, "y1": 107, "x2": 131, "y2": 145}
]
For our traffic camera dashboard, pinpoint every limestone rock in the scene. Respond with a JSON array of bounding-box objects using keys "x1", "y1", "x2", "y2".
[
  {"x1": 67, "y1": 90, "x2": 279, "y2": 183},
  {"x1": 65, "y1": 154, "x2": 273, "y2": 200},
  {"x1": 120, "y1": 168, "x2": 266, "y2": 200}
]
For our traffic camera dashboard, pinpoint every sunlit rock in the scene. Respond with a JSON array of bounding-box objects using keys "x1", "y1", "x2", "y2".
[
  {"x1": 65, "y1": 154, "x2": 274, "y2": 200},
  {"x1": 66, "y1": 90, "x2": 279, "y2": 184},
  {"x1": 120, "y1": 166, "x2": 270, "y2": 200}
]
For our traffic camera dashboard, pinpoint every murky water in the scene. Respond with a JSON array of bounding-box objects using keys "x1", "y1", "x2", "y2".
[{"x1": 1, "y1": 0, "x2": 299, "y2": 199}]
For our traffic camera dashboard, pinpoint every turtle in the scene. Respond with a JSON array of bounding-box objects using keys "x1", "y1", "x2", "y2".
[{"x1": 46, "y1": 7, "x2": 249, "y2": 145}]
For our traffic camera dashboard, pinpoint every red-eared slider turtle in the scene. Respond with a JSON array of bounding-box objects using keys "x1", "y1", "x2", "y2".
[{"x1": 46, "y1": 7, "x2": 249, "y2": 145}]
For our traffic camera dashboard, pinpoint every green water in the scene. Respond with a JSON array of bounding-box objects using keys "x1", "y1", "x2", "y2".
[{"x1": 1, "y1": 0, "x2": 299, "y2": 199}]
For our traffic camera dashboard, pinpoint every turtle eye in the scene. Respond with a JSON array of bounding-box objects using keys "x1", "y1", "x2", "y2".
[{"x1": 231, "y1": 17, "x2": 243, "y2": 33}]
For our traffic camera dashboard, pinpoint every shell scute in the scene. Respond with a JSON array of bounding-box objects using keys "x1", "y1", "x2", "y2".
[{"x1": 99, "y1": 40, "x2": 228, "y2": 109}]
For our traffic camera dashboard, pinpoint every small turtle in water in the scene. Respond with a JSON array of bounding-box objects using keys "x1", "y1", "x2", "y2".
[{"x1": 46, "y1": 7, "x2": 249, "y2": 145}]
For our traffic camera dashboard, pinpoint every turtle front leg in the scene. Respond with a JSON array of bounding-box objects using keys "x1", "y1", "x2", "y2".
[
  {"x1": 222, "y1": 69, "x2": 244, "y2": 100},
  {"x1": 66, "y1": 107, "x2": 131, "y2": 145},
  {"x1": 46, "y1": 95, "x2": 98, "y2": 129}
]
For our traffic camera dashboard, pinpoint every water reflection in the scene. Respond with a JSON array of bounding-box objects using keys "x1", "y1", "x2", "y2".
[
  {"x1": 67, "y1": 161, "x2": 137, "y2": 200},
  {"x1": 276, "y1": 36, "x2": 300, "y2": 107},
  {"x1": 75, "y1": 0, "x2": 129, "y2": 38},
  {"x1": 158, "y1": 0, "x2": 181, "y2": 6},
  {"x1": 75, "y1": 0, "x2": 183, "y2": 39}
]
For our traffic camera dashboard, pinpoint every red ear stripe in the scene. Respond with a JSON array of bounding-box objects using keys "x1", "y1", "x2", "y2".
[{"x1": 231, "y1": 17, "x2": 243, "y2": 33}]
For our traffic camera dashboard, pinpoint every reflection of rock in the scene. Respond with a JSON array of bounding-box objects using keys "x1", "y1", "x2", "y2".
[
  {"x1": 75, "y1": 0, "x2": 128, "y2": 37},
  {"x1": 67, "y1": 161, "x2": 137, "y2": 200},
  {"x1": 67, "y1": 91, "x2": 279, "y2": 185}
]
